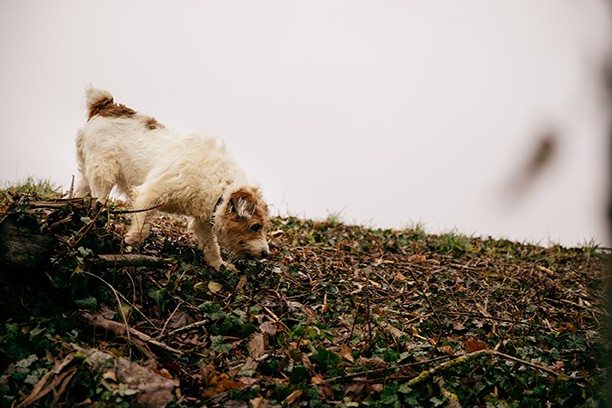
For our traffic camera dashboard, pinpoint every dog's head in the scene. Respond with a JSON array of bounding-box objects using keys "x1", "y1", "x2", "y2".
[{"x1": 214, "y1": 187, "x2": 270, "y2": 261}]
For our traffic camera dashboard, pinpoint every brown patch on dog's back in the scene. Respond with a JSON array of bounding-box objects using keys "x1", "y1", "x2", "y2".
[
  {"x1": 87, "y1": 97, "x2": 138, "y2": 121},
  {"x1": 87, "y1": 96, "x2": 164, "y2": 130},
  {"x1": 142, "y1": 116, "x2": 165, "y2": 130}
]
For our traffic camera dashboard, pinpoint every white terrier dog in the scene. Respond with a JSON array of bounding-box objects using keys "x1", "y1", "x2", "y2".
[{"x1": 74, "y1": 86, "x2": 270, "y2": 271}]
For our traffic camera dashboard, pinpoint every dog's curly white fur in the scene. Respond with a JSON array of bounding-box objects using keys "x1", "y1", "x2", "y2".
[{"x1": 74, "y1": 86, "x2": 270, "y2": 271}]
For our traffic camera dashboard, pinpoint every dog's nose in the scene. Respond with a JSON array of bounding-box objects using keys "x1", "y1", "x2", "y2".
[{"x1": 260, "y1": 249, "x2": 270, "y2": 259}]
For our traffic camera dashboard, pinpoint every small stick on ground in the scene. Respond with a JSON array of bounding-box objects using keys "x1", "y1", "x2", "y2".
[
  {"x1": 82, "y1": 311, "x2": 183, "y2": 359},
  {"x1": 92, "y1": 254, "x2": 168, "y2": 268},
  {"x1": 164, "y1": 319, "x2": 210, "y2": 338}
]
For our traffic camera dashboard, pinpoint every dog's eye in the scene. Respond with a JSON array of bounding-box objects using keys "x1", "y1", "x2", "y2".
[{"x1": 250, "y1": 223, "x2": 262, "y2": 233}]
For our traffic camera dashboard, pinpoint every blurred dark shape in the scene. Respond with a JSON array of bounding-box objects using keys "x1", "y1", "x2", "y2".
[
  {"x1": 505, "y1": 130, "x2": 559, "y2": 201},
  {"x1": 524, "y1": 132, "x2": 557, "y2": 178},
  {"x1": 604, "y1": 21, "x2": 612, "y2": 404}
]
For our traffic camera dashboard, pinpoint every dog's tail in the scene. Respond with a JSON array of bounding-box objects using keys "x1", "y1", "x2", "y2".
[{"x1": 85, "y1": 86, "x2": 114, "y2": 119}]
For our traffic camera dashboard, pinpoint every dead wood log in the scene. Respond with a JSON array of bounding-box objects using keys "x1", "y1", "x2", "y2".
[
  {"x1": 0, "y1": 213, "x2": 55, "y2": 270},
  {"x1": 0, "y1": 197, "x2": 95, "y2": 271}
]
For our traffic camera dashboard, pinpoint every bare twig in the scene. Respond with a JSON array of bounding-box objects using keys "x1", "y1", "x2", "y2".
[
  {"x1": 157, "y1": 300, "x2": 184, "y2": 340},
  {"x1": 69, "y1": 197, "x2": 108, "y2": 248},
  {"x1": 164, "y1": 319, "x2": 210, "y2": 338},
  {"x1": 82, "y1": 271, "x2": 158, "y2": 331},
  {"x1": 405, "y1": 267, "x2": 441, "y2": 325},
  {"x1": 82, "y1": 311, "x2": 182, "y2": 359},
  {"x1": 364, "y1": 268, "x2": 375, "y2": 351},
  {"x1": 82, "y1": 268, "x2": 132, "y2": 355},
  {"x1": 68, "y1": 175, "x2": 74, "y2": 198}
]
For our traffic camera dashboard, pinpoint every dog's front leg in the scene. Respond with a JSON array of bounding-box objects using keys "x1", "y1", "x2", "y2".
[{"x1": 190, "y1": 217, "x2": 238, "y2": 273}]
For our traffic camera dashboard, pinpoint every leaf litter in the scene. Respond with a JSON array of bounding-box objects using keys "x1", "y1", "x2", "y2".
[{"x1": 0, "y1": 187, "x2": 609, "y2": 407}]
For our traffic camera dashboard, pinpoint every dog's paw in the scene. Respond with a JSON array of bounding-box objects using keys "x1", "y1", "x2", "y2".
[
  {"x1": 125, "y1": 225, "x2": 151, "y2": 246},
  {"x1": 220, "y1": 262, "x2": 239, "y2": 274},
  {"x1": 209, "y1": 260, "x2": 238, "y2": 273},
  {"x1": 124, "y1": 233, "x2": 143, "y2": 246}
]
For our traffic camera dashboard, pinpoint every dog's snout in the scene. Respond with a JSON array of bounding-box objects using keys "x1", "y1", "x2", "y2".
[{"x1": 256, "y1": 241, "x2": 270, "y2": 259}]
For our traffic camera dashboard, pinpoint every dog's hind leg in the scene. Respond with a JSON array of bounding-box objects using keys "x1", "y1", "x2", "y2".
[
  {"x1": 74, "y1": 130, "x2": 92, "y2": 197},
  {"x1": 190, "y1": 217, "x2": 238, "y2": 272},
  {"x1": 74, "y1": 176, "x2": 92, "y2": 197},
  {"x1": 74, "y1": 167, "x2": 113, "y2": 201},
  {"x1": 124, "y1": 186, "x2": 155, "y2": 245},
  {"x1": 75, "y1": 156, "x2": 124, "y2": 205}
]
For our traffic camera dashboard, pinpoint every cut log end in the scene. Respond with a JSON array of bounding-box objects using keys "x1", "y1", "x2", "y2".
[{"x1": 0, "y1": 213, "x2": 56, "y2": 270}]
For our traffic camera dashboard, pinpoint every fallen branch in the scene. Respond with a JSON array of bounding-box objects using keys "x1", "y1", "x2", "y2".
[
  {"x1": 445, "y1": 311, "x2": 532, "y2": 327},
  {"x1": 319, "y1": 355, "x2": 452, "y2": 385},
  {"x1": 373, "y1": 315, "x2": 409, "y2": 341},
  {"x1": 29, "y1": 197, "x2": 94, "y2": 209},
  {"x1": 82, "y1": 311, "x2": 183, "y2": 359},
  {"x1": 407, "y1": 349, "x2": 581, "y2": 387},
  {"x1": 29, "y1": 197, "x2": 160, "y2": 214},
  {"x1": 320, "y1": 347, "x2": 582, "y2": 387},
  {"x1": 92, "y1": 254, "x2": 168, "y2": 268},
  {"x1": 16, "y1": 353, "x2": 79, "y2": 408}
]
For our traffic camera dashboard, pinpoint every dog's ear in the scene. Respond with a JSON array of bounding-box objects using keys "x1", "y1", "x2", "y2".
[{"x1": 228, "y1": 189, "x2": 257, "y2": 218}]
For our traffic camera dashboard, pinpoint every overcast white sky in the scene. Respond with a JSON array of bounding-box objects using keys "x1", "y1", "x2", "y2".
[{"x1": 1, "y1": 1, "x2": 611, "y2": 247}]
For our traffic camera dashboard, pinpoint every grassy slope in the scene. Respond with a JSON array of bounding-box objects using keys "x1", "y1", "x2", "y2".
[{"x1": 0, "y1": 180, "x2": 608, "y2": 407}]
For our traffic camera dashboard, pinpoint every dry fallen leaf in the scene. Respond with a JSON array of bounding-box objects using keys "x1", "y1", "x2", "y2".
[
  {"x1": 395, "y1": 271, "x2": 409, "y2": 282},
  {"x1": 310, "y1": 373, "x2": 325, "y2": 384},
  {"x1": 260, "y1": 321, "x2": 278, "y2": 336},
  {"x1": 439, "y1": 345, "x2": 454, "y2": 355},
  {"x1": 284, "y1": 390, "x2": 303, "y2": 405},
  {"x1": 102, "y1": 369, "x2": 117, "y2": 382},
  {"x1": 370, "y1": 383, "x2": 384, "y2": 393},
  {"x1": 249, "y1": 333, "x2": 266, "y2": 359},
  {"x1": 236, "y1": 275, "x2": 248, "y2": 291},
  {"x1": 452, "y1": 321, "x2": 466, "y2": 332},
  {"x1": 200, "y1": 364, "x2": 245, "y2": 398},
  {"x1": 166, "y1": 310, "x2": 192, "y2": 330},
  {"x1": 250, "y1": 396, "x2": 269, "y2": 408},
  {"x1": 208, "y1": 281, "x2": 222, "y2": 294},
  {"x1": 100, "y1": 305, "x2": 116, "y2": 320},
  {"x1": 338, "y1": 344, "x2": 355, "y2": 363},
  {"x1": 464, "y1": 339, "x2": 488, "y2": 353},
  {"x1": 408, "y1": 254, "x2": 427, "y2": 262}
]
